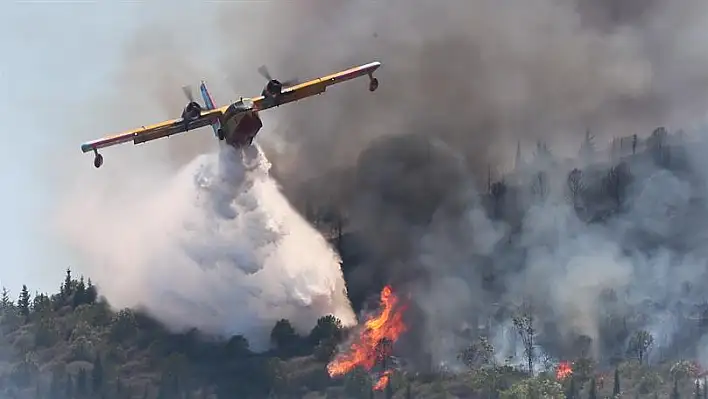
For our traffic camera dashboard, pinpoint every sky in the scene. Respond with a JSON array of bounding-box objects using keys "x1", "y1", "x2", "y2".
[{"x1": 0, "y1": 2, "x2": 160, "y2": 296}]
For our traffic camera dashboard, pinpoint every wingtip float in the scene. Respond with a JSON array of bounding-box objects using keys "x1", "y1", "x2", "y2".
[{"x1": 79, "y1": 61, "x2": 382, "y2": 169}]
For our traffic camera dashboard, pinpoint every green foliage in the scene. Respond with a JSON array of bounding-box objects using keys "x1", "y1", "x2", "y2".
[
  {"x1": 637, "y1": 370, "x2": 663, "y2": 395},
  {"x1": 458, "y1": 336, "x2": 495, "y2": 370},
  {"x1": 500, "y1": 374, "x2": 563, "y2": 399},
  {"x1": 588, "y1": 377, "x2": 597, "y2": 399},
  {"x1": 270, "y1": 318, "x2": 301, "y2": 355},
  {"x1": 225, "y1": 334, "x2": 251, "y2": 358},
  {"x1": 671, "y1": 360, "x2": 699, "y2": 381},
  {"x1": 1, "y1": 287, "x2": 13, "y2": 310},
  {"x1": 627, "y1": 330, "x2": 654, "y2": 365},
  {"x1": 613, "y1": 367, "x2": 621, "y2": 396},
  {"x1": 308, "y1": 315, "x2": 343, "y2": 346},
  {"x1": 109, "y1": 309, "x2": 138, "y2": 343},
  {"x1": 344, "y1": 367, "x2": 373, "y2": 398},
  {"x1": 18, "y1": 285, "x2": 30, "y2": 319}
]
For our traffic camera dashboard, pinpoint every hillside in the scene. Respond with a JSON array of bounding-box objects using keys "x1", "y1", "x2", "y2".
[
  {"x1": 0, "y1": 269, "x2": 706, "y2": 398},
  {"x1": 5, "y1": 127, "x2": 708, "y2": 398}
]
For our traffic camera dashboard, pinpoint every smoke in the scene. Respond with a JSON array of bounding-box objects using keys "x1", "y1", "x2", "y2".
[
  {"x1": 218, "y1": 0, "x2": 708, "y2": 370},
  {"x1": 56, "y1": 143, "x2": 355, "y2": 350},
  {"x1": 52, "y1": 0, "x2": 708, "y2": 369}
]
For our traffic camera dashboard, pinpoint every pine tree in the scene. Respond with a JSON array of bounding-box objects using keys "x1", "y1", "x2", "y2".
[
  {"x1": 1, "y1": 287, "x2": 12, "y2": 310},
  {"x1": 588, "y1": 377, "x2": 597, "y2": 399},
  {"x1": 73, "y1": 277, "x2": 86, "y2": 308},
  {"x1": 86, "y1": 279, "x2": 97, "y2": 304},
  {"x1": 77, "y1": 368, "x2": 88, "y2": 396},
  {"x1": 566, "y1": 376, "x2": 576, "y2": 399},
  {"x1": 63, "y1": 268, "x2": 73, "y2": 299},
  {"x1": 18, "y1": 285, "x2": 31, "y2": 318},
  {"x1": 613, "y1": 367, "x2": 620, "y2": 397},
  {"x1": 91, "y1": 354, "x2": 104, "y2": 393}
]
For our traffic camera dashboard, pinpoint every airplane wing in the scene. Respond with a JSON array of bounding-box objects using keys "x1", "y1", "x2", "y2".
[
  {"x1": 252, "y1": 61, "x2": 381, "y2": 112},
  {"x1": 80, "y1": 106, "x2": 228, "y2": 153}
]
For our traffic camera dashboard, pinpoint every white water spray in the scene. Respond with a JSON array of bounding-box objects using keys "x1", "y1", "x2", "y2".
[{"x1": 57, "y1": 144, "x2": 356, "y2": 350}]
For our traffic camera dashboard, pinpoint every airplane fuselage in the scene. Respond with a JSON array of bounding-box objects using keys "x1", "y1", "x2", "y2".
[{"x1": 218, "y1": 98, "x2": 264, "y2": 147}]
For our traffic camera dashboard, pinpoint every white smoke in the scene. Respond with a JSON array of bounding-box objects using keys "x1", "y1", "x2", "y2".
[{"x1": 56, "y1": 143, "x2": 355, "y2": 350}]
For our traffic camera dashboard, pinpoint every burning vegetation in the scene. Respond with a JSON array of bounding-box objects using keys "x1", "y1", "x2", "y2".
[
  {"x1": 556, "y1": 361, "x2": 573, "y2": 381},
  {"x1": 327, "y1": 285, "x2": 408, "y2": 391}
]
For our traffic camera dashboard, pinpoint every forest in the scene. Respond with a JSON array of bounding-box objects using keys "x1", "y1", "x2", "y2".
[{"x1": 4, "y1": 126, "x2": 708, "y2": 398}]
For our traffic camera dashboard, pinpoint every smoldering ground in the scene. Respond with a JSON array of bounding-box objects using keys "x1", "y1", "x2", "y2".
[{"x1": 54, "y1": 0, "x2": 708, "y2": 366}]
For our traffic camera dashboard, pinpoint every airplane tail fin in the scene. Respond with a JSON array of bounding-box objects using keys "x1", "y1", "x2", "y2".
[{"x1": 199, "y1": 80, "x2": 221, "y2": 138}]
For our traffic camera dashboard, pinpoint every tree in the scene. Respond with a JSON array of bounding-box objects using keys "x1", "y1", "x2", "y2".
[
  {"x1": 224, "y1": 335, "x2": 250, "y2": 358},
  {"x1": 531, "y1": 171, "x2": 550, "y2": 202},
  {"x1": 627, "y1": 330, "x2": 654, "y2": 365},
  {"x1": 579, "y1": 129, "x2": 596, "y2": 162},
  {"x1": 490, "y1": 180, "x2": 508, "y2": 219},
  {"x1": 568, "y1": 376, "x2": 577, "y2": 398},
  {"x1": 458, "y1": 336, "x2": 495, "y2": 370},
  {"x1": 604, "y1": 163, "x2": 630, "y2": 210},
  {"x1": 91, "y1": 354, "x2": 104, "y2": 393},
  {"x1": 270, "y1": 319, "x2": 299, "y2": 355},
  {"x1": 588, "y1": 377, "x2": 597, "y2": 399},
  {"x1": 76, "y1": 368, "x2": 88, "y2": 396},
  {"x1": 672, "y1": 377, "x2": 680, "y2": 399},
  {"x1": 1, "y1": 287, "x2": 12, "y2": 310},
  {"x1": 73, "y1": 277, "x2": 87, "y2": 308},
  {"x1": 613, "y1": 367, "x2": 620, "y2": 397},
  {"x1": 308, "y1": 315, "x2": 343, "y2": 346},
  {"x1": 632, "y1": 134, "x2": 638, "y2": 155},
  {"x1": 566, "y1": 168, "x2": 584, "y2": 210},
  {"x1": 513, "y1": 304, "x2": 535, "y2": 376},
  {"x1": 62, "y1": 268, "x2": 73, "y2": 298},
  {"x1": 18, "y1": 285, "x2": 31, "y2": 319},
  {"x1": 696, "y1": 379, "x2": 701, "y2": 399},
  {"x1": 85, "y1": 279, "x2": 98, "y2": 304},
  {"x1": 33, "y1": 292, "x2": 51, "y2": 314}
]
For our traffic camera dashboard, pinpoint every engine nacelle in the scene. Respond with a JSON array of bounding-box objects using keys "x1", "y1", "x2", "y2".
[
  {"x1": 182, "y1": 101, "x2": 202, "y2": 120},
  {"x1": 262, "y1": 80, "x2": 283, "y2": 97}
]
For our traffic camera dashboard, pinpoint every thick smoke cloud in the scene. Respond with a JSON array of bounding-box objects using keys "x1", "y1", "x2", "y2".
[{"x1": 55, "y1": 0, "x2": 708, "y2": 369}]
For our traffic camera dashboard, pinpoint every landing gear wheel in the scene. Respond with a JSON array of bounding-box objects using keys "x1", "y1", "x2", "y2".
[
  {"x1": 94, "y1": 153, "x2": 104, "y2": 168},
  {"x1": 369, "y1": 77, "x2": 379, "y2": 92},
  {"x1": 217, "y1": 128, "x2": 225, "y2": 141}
]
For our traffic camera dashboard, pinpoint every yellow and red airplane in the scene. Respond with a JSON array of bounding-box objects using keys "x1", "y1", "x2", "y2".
[{"x1": 80, "y1": 61, "x2": 382, "y2": 168}]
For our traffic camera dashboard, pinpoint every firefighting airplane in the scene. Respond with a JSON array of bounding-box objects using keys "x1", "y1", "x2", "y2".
[{"x1": 80, "y1": 61, "x2": 382, "y2": 168}]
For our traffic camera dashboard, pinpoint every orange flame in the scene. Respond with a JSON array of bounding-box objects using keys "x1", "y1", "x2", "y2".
[
  {"x1": 372, "y1": 370, "x2": 393, "y2": 391},
  {"x1": 556, "y1": 361, "x2": 573, "y2": 380},
  {"x1": 327, "y1": 285, "x2": 407, "y2": 390}
]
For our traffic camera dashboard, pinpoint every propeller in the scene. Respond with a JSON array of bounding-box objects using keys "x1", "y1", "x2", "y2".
[
  {"x1": 257, "y1": 64, "x2": 300, "y2": 87},
  {"x1": 257, "y1": 65, "x2": 273, "y2": 81},
  {"x1": 181, "y1": 85, "x2": 196, "y2": 103}
]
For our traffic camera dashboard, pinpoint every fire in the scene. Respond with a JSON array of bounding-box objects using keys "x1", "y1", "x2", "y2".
[
  {"x1": 327, "y1": 285, "x2": 407, "y2": 390},
  {"x1": 556, "y1": 361, "x2": 573, "y2": 380},
  {"x1": 372, "y1": 370, "x2": 393, "y2": 391}
]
